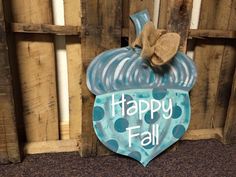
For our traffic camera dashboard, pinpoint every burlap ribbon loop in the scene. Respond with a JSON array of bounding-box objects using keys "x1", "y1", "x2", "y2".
[{"x1": 131, "y1": 22, "x2": 181, "y2": 67}]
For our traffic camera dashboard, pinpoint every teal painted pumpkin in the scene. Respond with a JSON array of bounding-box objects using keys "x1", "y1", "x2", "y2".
[{"x1": 86, "y1": 10, "x2": 197, "y2": 166}]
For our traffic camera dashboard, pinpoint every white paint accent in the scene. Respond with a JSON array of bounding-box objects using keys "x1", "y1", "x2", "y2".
[
  {"x1": 153, "y1": 0, "x2": 161, "y2": 28},
  {"x1": 187, "y1": 51, "x2": 194, "y2": 59},
  {"x1": 52, "y1": 0, "x2": 70, "y2": 124},
  {"x1": 187, "y1": 0, "x2": 202, "y2": 58},
  {"x1": 190, "y1": 0, "x2": 202, "y2": 29}
]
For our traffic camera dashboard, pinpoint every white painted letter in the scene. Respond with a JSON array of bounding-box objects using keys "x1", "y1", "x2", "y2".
[
  {"x1": 156, "y1": 124, "x2": 159, "y2": 145},
  {"x1": 127, "y1": 100, "x2": 138, "y2": 116},
  {"x1": 141, "y1": 132, "x2": 152, "y2": 146},
  {"x1": 162, "y1": 99, "x2": 172, "y2": 119},
  {"x1": 138, "y1": 100, "x2": 150, "y2": 120},
  {"x1": 126, "y1": 126, "x2": 140, "y2": 147},
  {"x1": 151, "y1": 99, "x2": 161, "y2": 119},
  {"x1": 112, "y1": 93, "x2": 126, "y2": 117}
]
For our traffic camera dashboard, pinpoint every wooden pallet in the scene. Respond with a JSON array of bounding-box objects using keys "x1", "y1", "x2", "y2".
[{"x1": 0, "y1": 0, "x2": 236, "y2": 162}]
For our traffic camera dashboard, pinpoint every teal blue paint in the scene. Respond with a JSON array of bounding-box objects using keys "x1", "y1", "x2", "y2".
[
  {"x1": 106, "y1": 139, "x2": 119, "y2": 152},
  {"x1": 93, "y1": 106, "x2": 105, "y2": 121},
  {"x1": 137, "y1": 92, "x2": 150, "y2": 98},
  {"x1": 114, "y1": 118, "x2": 129, "y2": 133},
  {"x1": 128, "y1": 151, "x2": 142, "y2": 162},
  {"x1": 119, "y1": 94, "x2": 134, "y2": 108},
  {"x1": 152, "y1": 88, "x2": 167, "y2": 100},
  {"x1": 172, "y1": 125, "x2": 186, "y2": 139},
  {"x1": 144, "y1": 111, "x2": 159, "y2": 124},
  {"x1": 143, "y1": 141, "x2": 155, "y2": 149},
  {"x1": 94, "y1": 123, "x2": 104, "y2": 138},
  {"x1": 96, "y1": 98, "x2": 102, "y2": 104},
  {"x1": 172, "y1": 105, "x2": 182, "y2": 119}
]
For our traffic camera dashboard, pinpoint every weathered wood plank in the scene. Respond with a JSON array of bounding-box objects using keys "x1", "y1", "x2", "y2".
[
  {"x1": 123, "y1": 28, "x2": 236, "y2": 39},
  {"x1": 80, "y1": 0, "x2": 122, "y2": 157},
  {"x1": 24, "y1": 139, "x2": 80, "y2": 154},
  {"x1": 10, "y1": 22, "x2": 236, "y2": 39},
  {"x1": 122, "y1": 0, "x2": 130, "y2": 29},
  {"x1": 0, "y1": 0, "x2": 21, "y2": 164},
  {"x1": 223, "y1": 66, "x2": 236, "y2": 144},
  {"x1": 0, "y1": 0, "x2": 9, "y2": 163},
  {"x1": 80, "y1": 0, "x2": 98, "y2": 157},
  {"x1": 182, "y1": 128, "x2": 223, "y2": 141},
  {"x1": 64, "y1": 0, "x2": 82, "y2": 141},
  {"x1": 11, "y1": 0, "x2": 59, "y2": 142},
  {"x1": 190, "y1": 0, "x2": 235, "y2": 130},
  {"x1": 128, "y1": 0, "x2": 154, "y2": 44},
  {"x1": 11, "y1": 22, "x2": 80, "y2": 35},
  {"x1": 162, "y1": 0, "x2": 193, "y2": 151},
  {"x1": 158, "y1": 0, "x2": 193, "y2": 52},
  {"x1": 189, "y1": 29, "x2": 236, "y2": 39},
  {"x1": 158, "y1": 0, "x2": 168, "y2": 29},
  {"x1": 0, "y1": 95, "x2": 21, "y2": 163},
  {"x1": 167, "y1": 0, "x2": 193, "y2": 52}
]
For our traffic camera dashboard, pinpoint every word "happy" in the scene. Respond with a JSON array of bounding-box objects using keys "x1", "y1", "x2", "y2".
[{"x1": 111, "y1": 93, "x2": 173, "y2": 120}]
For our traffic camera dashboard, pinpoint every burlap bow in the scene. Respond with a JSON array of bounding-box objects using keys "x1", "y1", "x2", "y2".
[{"x1": 131, "y1": 22, "x2": 181, "y2": 67}]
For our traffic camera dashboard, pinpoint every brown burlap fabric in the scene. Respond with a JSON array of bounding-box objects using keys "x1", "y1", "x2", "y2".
[{"x1": 132, "y1": 22, "x2": 180, "y2": 67}]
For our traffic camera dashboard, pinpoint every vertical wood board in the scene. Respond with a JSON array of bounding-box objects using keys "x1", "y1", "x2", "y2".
[
  {"x1": 80, "y1": 0, "x2": 122, "y2": 156},
  {"x1": 128, "y1": 0, "x2": 154, "y2": 44},
  {"x1": 122, "y1": 0, "x2": 130, "y2": 29},
  {"x1": 224, "y1": 66, "x2": 236, "y2": 143},
  {"x1": 167, "y1": 0, "x2": 193, "y2": 52},
  {"x1": 0, "y1": 0, "x2": 21, "y2": 163},
  {"x1": 158, "y1": 0, "x2": 168, "y2": 29},
  {"x1": 10, "y1": 0, "x2": 59, "y2": 142},
  {"x1": 64, "y1": 0, "x2": 82, "y2": 140}
]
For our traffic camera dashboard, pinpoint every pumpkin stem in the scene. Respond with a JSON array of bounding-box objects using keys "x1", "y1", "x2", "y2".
[{"x1": 130, "y1": 9, "x2": 150, "y2": 37}]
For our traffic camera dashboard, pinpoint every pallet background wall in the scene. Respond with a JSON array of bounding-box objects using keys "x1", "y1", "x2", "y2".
[
  {"x1": 0, "y1": 0, "x2": 235, "y2": 163},
  {"x1": 190, "y1": 0, "x2": 236, "y2": 130}
]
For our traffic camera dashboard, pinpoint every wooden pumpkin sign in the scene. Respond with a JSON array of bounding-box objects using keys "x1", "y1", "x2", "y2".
[{"x1": 86, "y1": 10, "x2": 197, "y2": 166}]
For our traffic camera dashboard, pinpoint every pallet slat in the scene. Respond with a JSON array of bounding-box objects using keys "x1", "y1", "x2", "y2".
[
  {"x1": 122, "y1": 28, "x2": 236, "y2": 39},
  {"x1": 167, "y1": 0, "x2": 193, "y2": 52},
  {"x1": 11, "y1": 23, "x2": 80, "y2": 35},
  {"x1": 0, "y1": 0, "x2": 21, "y2": 164},
  {"x1": 24, "y1": 139, "x2": 80, "y2": 154},
  {"x1": 183, "y1": 128, "x2": 223, "y2": 141},
  {"x1": 159, "y1": 0, "x2": 193, "y2": 150},
  {"x1": 158, "y1": 0, "x2": 168, "y2": 28},
  {"x1": 128, "y1": 0, "x2": 154, "y2": 44},
  {"x1": 11, "y1": 0, "x2": 59, "y2": 142},
  {"x1": 80, "y1": 0, "x2": 122, "y2": 157},
  {"x1": 64, "y1": 0, "x2": 82, "y2": 141},
  {"x1": 10, "y1": 22, "x2": 236, "y2": 39},
  {"x1": 189, "y1": 29, "x2": 236, "y2": 39},
  {"x1": 224, "y1": 67, "x2": 236, "y2": 144}
]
